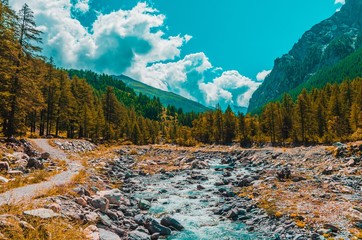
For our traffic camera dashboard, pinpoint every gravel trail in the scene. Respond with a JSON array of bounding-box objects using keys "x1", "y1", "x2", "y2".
[{"x1": 0, "y1": 139, "x2": 83, "y2": 206}]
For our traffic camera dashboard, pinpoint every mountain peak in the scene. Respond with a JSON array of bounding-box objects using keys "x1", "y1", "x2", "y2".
[{"x1": 248, "y1": 0, "x2": 362, "y2": 113}]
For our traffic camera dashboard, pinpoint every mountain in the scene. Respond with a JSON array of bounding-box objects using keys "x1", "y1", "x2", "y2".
[
  {"x1": 248, "y1": 0, "x2": 362, "y2": 113},
  {"x1": 115, "y1": 75, "x2": 210, "y2": 113}
]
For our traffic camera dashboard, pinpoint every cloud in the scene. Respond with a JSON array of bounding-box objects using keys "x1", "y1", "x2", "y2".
[
  {"x1": 74, "y1": 0, "x2": 90, "y2": 13},
  {"x1": 199, "y1": 71, "x2": 262, "y2": 108},
  {"x1": 128, "y1": 52, "x2": 212, "y2": 101},
  {"x1": 9, "y1": 0, "x2": 261, "y2": 110},
  {"x1": 256, "y1": 69, "x2": 271, "y2": 81},
  {"x1": 10, "y1": 1, "x2": 186, "y2": 74}
]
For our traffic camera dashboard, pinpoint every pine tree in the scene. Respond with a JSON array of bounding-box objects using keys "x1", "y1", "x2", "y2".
[
  {"x1": 223, "y1": 105, "x2": 235, "y2": 144},
  {"x1": 5, "y1": 4, "x2": 42, "y2": 137}
]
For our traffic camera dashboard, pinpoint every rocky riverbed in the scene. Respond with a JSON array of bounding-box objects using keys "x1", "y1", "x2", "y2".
[{"x1": 1, "y1": 140, "x2": 361, "y2": 240}]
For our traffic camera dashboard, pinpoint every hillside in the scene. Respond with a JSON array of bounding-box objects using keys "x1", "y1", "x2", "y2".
[
  {"x1": 115, "y1": 75, "x2": 210, "y2": 113},
  {"x1": 248, "y1": 0, "x2": 362, "y2": 112}
]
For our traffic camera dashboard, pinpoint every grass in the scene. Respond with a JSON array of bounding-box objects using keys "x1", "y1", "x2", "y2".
[
  {"x1": 0, "y1": 198, "x2": 87, "y2": 240},
  {"x1": 0, "y1": 159, "x2": 67, "y2": 194},
  {"x1": 0, "y1": 213, "x2": 87, "y2": 240},
  {"x1": 36, "y1": 169, "x2": 89, "y2": 199}
]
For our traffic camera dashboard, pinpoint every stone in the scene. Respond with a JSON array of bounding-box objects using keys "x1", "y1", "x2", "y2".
[
  {"x1": 84, "y1": 225, "x2": 100, "y2": 240},
  {"x1": 85, "y1": 212, "x2": 99, "y2": 223},
  {"x1": 135, "y1": 214, "x2": 146, "y2": 225},
  {"x1": 145, "y1": 218, "x2": 172, "y2": 236},
  {"x1": 98, "y1": 213, "x2": 114, "y2": 227},
  {"x1": 0, "y1": 162, "x2": 9, "y2": 172},
  {"x1": 40, "y1": 152, "x2": 50, "y2": 160},
  {"x1": 197, "y1": 185, "x2": 205, "y2": 190},
  {"x1": 26, "y1": 158, "x2": 44, "y2": 170},
  {"x1": 277, "y1": 167, "x2": 291, "y2": 180},
  {"x1": 160, "y1": 215, "x2": 184, "y2": 231},
  {"x1": 138, "y1": 199, "x2": 151, "y2": 210},
  {"x1": 317, "y1": 228, "x2": 331, "y2": 235},
  {"x1": 292, "y1": 176, "x2": 306, "y2": 182},
  {"x1": 75, "y1": 197, "x2": 88, "y2": 207},
  {"x1": 47, "y1": 203, "x2": 61, "y2": 213},
  {"x1": 151, "y1": 233, "x2": 160, "y2": 240},
  {"x1": 97, "y1": 189, "x2": 124, "y2": 205},
  {"x1": 23, "y1": 208, "x2": 60, "y2": 219},
  {"x1": 128, "y1": 230, "x2": 151, "y2": 240},
  {"x1": 7, "y1": 170, "x2": 22, "y2": 175},
  {"x1": 91, "y1": 196, "x2": 109, "y2": 213},
  {"x1": 98, "y1": 228, "x2": 121, "y2": 240},
  {"x1": 0, "y1": 176, "x2": 9, "y2": 183},
  {"x1": 323, "y1": 224, "x2": 340, "y2": 233},
  {"x1": 226, "y1": 208, "x2": 239, "y2": 219}
]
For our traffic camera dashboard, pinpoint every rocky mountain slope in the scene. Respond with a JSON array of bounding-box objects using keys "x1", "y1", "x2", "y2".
[{"x1": 248, "y1": 0, "x2": 362, "y2": 113}]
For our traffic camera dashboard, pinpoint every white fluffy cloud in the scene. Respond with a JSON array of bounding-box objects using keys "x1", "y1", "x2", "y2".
[
  {"x1": 74, "y1": 0, "x2": 90, "y2": 13},
  {"x1": 256, "y1": 69, "x2": 271, "y2": 81},
  {"x1": 199, "y1": 71, "x2": 262, "y2": 108},
  {"x1": 9, "y1": 0, "x2": 261, "y2": 110}
]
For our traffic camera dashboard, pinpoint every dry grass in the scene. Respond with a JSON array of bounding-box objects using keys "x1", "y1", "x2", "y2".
[
  {"x1": 36, "y1": 169, "x2": 89, "y2": 199},
  {"x1": 0, "y1": 159, "x2": 67, "y2": 194},
  {"x1": 0, "y1": 213, "x2": 87, "y2": 240}
]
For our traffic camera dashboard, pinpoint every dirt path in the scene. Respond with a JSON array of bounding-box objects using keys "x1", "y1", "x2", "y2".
[{"x1": 0, "y1": 139, "x2": 83, "y2": 206}]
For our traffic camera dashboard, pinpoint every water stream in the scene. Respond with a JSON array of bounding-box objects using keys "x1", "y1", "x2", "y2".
[{"x1": 133, "y1": 157, "x2": 261, "y2": 240}]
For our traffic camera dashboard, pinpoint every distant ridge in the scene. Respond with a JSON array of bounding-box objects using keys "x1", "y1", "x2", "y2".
[
  {"x1": 115, "y1": 75, "x2": 210, "y2": 113},
  {"x1": 248, "y1": 0, "x2": 362, "y2": 113}
]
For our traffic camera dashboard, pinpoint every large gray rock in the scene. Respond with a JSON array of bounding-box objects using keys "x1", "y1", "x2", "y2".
[
  {"x1": 160, "y1": 216, "x2": 184, "y2": 231},
  {"x1": 84, "y1": 225, "x2": 100, "y2": 240},
  {"x1": 98, "y1": 228, "x2": 121, "y2": 240},
  {"x1": 129, "y1": 230, "x2": 151, "y2": 240},
  {"x1": 91, "y1": 196, "x2": 109, "y2": 213},
  {"x1": 40, "y1": 152, "x2": 50, "y2": 160},
  {"x1": 138, "y1": 200, "x2": 151, "y2": 210},
  {"x1": 26, "y1": 158, "x2": 44, "y2": 170},
  {"x1": 97, "y1": 189, "x2": 123, "y2": 205},
  {"x1": 145, "y1": 218, "x2": 172, "y2": 236},
  {"x1": 23, "y1": 208, "x2": 60, "y2": 219}
]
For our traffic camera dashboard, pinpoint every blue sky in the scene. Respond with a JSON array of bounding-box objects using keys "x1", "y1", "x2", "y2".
[{"x1": 10, "y1": 0, "x2": 344, "y2": 110}]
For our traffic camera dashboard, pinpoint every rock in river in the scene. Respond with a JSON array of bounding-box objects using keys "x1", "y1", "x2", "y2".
[{"x1": 160, "y1": 215, "x2": 184, "y2": 231}]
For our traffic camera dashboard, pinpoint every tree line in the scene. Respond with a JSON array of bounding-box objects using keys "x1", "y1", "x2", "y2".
[{"x1": 0, "y1": 2, "x2": 361, "y2": 146}]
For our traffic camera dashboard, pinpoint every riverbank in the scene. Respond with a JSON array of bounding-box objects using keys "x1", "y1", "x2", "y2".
[{"x1": 0, "y1": 140, "x2": 361, "y2": 239}]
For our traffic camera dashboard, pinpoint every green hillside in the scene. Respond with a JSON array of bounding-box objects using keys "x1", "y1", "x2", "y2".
[
  {"x1": 287, "y1": 47, "x2": 362, "y2": 98},
  {"x1": 115, "y1": 75, "x2": 210, "y2": 113}
]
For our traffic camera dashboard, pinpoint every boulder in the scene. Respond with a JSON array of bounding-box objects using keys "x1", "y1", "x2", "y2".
[
  {"x1": 84, "y1": 225, "x2": 100, "y2": 240},
  {"x1": 277, "y1": 167, "x2": 291, "y2": 180},
  {"x1": 160, "y1": 216, "x2": 184, "y2": 231},
  {"x1": 40, "y1": 152, "x2": 50, "y2": 160},
  {"x1": 134, "y1": 214, "x2": 147, "y2": 225},
  {"x1": 323, "y1": 224, "x2": 340, "y2": 233},
  {"x1": 46, "y1": 203, "x2": 61, "y2": 213},
  {"x1": 26, "y1": 158, "x2": 44, "y2": 170},
  {"x1": 23, "y1": 208, "x2": 60, "y2": 219},
  {"x1": 97, "y1": 189, "x2": 124, "y2": 205},
  {"x1": 0, "y1": 162, "x2": 9, "y2": 172},
  {"x1": 91, "y1": 196, "x2": 109, "y2": 213},
  {"x1": 98, "y1": 228, "x2": 121, "y2": 240},
  {"x1": 75, "y1": 197, "x2": 88, "y2": 207},
  {"x1": 145, "y1": 218, "x2": 172, "y2": 236},
  {"x1": 128, "y1": 230, "x2": 151, "y2": 240},
  {"x1": 138, "y1": 200, "x2": 151, "y2": 210}
]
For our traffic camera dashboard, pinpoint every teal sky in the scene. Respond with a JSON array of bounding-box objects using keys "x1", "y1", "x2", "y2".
[
  {"x1": 10, "y1": 0, "x2": 344, "y2": 110},
  {"x1": 77, "y1": 0, "x2": 342, "y2": 78}
]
